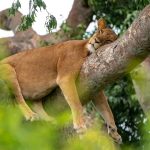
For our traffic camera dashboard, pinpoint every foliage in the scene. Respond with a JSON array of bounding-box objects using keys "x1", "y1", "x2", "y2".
[
  {"x1": 0, "y1": 82, "x2": 149, "y2": 150},
  {"x1": 9, "y1": 0, "x2": 57, "y2": 32},
  {"x1": 9, "y1": 0, "x2": 21, "y2": 15},
  {"x1": 0, "y1": 105, "x2": 63, "y2": 150},
  {"x1": 88, "y1": 0, "x2": 150, "y2": 33},
  {"x1": 0, "y1": 77, "x2": 117, "y2": 150}
]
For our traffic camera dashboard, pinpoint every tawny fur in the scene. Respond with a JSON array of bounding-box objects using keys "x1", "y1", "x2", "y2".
[{"x1": 1, "y1": 40, "x2": 88, "y2": 99}]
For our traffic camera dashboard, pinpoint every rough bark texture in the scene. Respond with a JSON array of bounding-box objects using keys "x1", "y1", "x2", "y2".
[
  {"x1": 45, "y1": 5, "x2": 150, "y2": 111},
  {"x1": 66, "y1": 0, "x2": 92, "y2": 27},
  {"x1": 0, "y1": 9, "x2": 41, "y2": 54},
  {"x1": 0, "y1": 9, "x2": 22, "y2": 33},
  {"x1": 79, "y1": 5, "x2": 150, "y2": 99}
]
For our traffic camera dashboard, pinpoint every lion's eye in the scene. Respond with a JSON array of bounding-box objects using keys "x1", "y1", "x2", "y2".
[
  {"x1": 106, "y1": 40, "x2": 112, "y2": 43},
  {"x1": 99, "y1": 29, "x2": 103, "y2": 34}
]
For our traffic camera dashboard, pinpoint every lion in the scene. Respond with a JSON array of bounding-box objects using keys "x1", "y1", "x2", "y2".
[{"x1": 0, "y1": 19, "x2": 122, "y2": 143}]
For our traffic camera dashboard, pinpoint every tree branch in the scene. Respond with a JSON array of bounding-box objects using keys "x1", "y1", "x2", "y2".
[
  {"x1": 0, "y1": 9, "x2": 41, "y2": 54},
  {"x1": 45, "y1": 5, "x2": 150, "y2": 112},
  {"x1": 0, "y1": 0, "x2": 93, "y2": 53},
  {"x1": 66, "y1": 0, "x2": 92, "y2": 28},
  {"x1": 41, "y1": 0, "x2": 93, "y2": 44},
  {"x1": 79, "y1": 4, "x2": 150, "y2": 99},
  {"x1": 0, "y1": 9, "x2": 22, "y2": 33}
]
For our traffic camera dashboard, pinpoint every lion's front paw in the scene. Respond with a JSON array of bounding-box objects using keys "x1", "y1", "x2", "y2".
[
  {"x1": 73, "y1": 117, "x2": 87, "y2": 134},
  {"x1": 74, "y1": 124, "x2": 87, "y2": 135}
]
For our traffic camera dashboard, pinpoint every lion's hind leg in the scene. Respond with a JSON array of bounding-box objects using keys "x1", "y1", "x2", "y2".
[
  {"x1": 32, "y1": 100, "x2": 56, "y2": 123},
  {"x1": 0, "y1": 64, "x2": 39, "y2": 121},
  {"x1": 92, "y1": 90, "x2": 122, "y2": 144}
]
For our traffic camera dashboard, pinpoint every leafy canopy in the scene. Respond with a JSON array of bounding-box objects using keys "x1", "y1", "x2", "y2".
[{"x1": 9, "y1": 0, "x2": 57, "y2": 32}]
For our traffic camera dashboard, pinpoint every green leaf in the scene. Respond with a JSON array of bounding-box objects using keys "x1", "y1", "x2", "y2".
[
  {"x1": 45, "y1": 14, "x2": 57, "y2": 32},
  {"x1": 9, "y1": 0, "x2": 21, "y2": 16}
]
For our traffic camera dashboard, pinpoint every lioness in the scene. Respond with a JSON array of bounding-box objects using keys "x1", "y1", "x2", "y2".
[{"x1": 0, "y1": 19, "x2": 121, "y2": 143}]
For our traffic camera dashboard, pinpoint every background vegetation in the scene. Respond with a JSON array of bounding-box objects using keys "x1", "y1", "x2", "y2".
[{"x1": 0, "y1": 0, "x2": 150, "y2": 149}]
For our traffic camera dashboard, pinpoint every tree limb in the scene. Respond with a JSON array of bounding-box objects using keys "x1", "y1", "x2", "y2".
[
  {"x1": 0, "y1": 0, "x2": 93, "y2": 54},
  {"x1": 0, "y1": 9, "x2": 22, "y2": 33},
  {"x1": 41, "y1": 0, "x2": 93, "y2": 44},
  {"x1": 45, "y1": 5, "x2": 150, "y2": 112},
  {"x1": 79, "y1": 4, "x2": 150, "y2": 99}
]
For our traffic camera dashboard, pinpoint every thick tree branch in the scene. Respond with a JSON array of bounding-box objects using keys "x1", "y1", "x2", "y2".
[
  {"x1": 0, "y1": 9, "x2": 22, "y2": 33},
  {"x1": 79, "y1": 5, "x2": 150, "y2": 100},
  {"x1": 45, "y1": 5, "x2": 150, "y2": 112},
  {"x1": 0, "y1": 9, "x2": 41, "y2": 54}
]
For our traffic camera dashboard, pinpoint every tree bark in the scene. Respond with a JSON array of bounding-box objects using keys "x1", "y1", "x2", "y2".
[
  {"x1": 79, "y1": 4, "x2": 150, "y2": 100},
  {"x1": 44, "y1": 5, "x2": 150, "y2": 114},
  {"x1": 0, "y1": 9, "x2": 22, "y2": 33},
  {"x1": 0, "y1": 9, "x2": 41, "y2": 54}
]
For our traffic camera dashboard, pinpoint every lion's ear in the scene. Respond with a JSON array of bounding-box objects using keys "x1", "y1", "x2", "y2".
[{"x1": 98, "y1": 18, "x2": 106, "y2": 30}]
